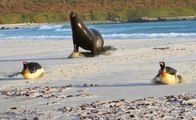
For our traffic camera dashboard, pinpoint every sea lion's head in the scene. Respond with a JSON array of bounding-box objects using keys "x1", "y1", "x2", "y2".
[{"x1": 69, "y1": 11, "x2": 84, "y2": 29}]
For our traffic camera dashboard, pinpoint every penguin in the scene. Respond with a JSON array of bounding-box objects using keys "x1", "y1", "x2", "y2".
[
  {"x1": 21, "y1": 62, "x2": 45, "y2": 80},
  {"x1": 153, "y1": 61, "x2": 183, "y2": 85}
]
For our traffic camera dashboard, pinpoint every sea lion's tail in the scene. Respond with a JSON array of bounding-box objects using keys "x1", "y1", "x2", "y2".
[
  {"x1": 99, "y1": 46, "x2": 117, "y2": 55},
  {"x1": 102, "y1": 46, "x2": 117, "y2": 51}
]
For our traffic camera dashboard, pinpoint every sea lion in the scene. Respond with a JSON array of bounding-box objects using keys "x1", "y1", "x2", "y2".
[
  {"x1": 153, "y1": 61, "x2": 183, "y2": 85},
  {"x1": 69, "y1": 11, "x2": 116, "y2": 58},
  {"x1": 21, "y1": 62, "x2": 45, "y2": 80}
]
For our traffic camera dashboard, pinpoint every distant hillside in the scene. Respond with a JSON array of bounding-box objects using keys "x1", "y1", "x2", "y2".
[{"x1": 0, "y1": 0, "x2": 196, "y2": 24}]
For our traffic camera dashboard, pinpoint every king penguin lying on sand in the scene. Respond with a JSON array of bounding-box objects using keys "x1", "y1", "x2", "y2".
[
  {"x1": 69, "y1": 11, "x2": 116, "y2": 58},
  {"x1": 21, "y1": 62, "x2": 44, "y2": 80},
  {"x1": 153, "y1": 61, "x2": 183, "y2": 85}
]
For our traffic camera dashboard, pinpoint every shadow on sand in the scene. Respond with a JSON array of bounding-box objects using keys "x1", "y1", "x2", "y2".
[
  {"x1": 0, "y1": 57, "x2": 67, "y2": 63},
  {"x1": 0, "y1": 52, "x2": 96, "y2": 63},
  {"x1": 0, "y1": 77, "x2": 23, "y2": 81},
  {"x1": 72, "y1": 82, "x2": 158, "y2": 88}
]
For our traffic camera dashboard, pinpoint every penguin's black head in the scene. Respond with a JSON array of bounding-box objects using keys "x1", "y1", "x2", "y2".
[
  {"x1": 159, "y1": 61, "x2": 165, "y2": 70},
  {"x1": 23, "y1": 61, "x2": 28, "y2": 69}
]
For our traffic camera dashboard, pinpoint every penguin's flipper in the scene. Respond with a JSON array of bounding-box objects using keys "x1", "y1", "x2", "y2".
[
  {"x1": 152, "y1": 77, "x2": 162, "y2": 84},
  {"x1": 152, "y1": 70, "x2": 162, "y2": 84},
  {"x1": 7, "y1": 72, "x2": 21, "y2": 77}
]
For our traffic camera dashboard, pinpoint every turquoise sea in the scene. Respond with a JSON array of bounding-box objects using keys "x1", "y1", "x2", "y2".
[{"x1": 0, "y1": 20, "x2": 196, "y2": 40}]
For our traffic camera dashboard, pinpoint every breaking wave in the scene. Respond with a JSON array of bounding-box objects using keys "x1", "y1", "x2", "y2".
[
  {"x1": 0, "y1": 20, "x2": 195, "y2": 40},
  {"x1": 103, "y1": 33, "x2": 196, "y2": 39},
  {"x1": 1, "y1": 33, "x2": 196, "y2": 40}
]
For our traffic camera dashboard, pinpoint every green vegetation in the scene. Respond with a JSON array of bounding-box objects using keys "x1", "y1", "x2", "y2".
[{"x1": 0, "y1": 0, "x2": 195, "y2": 24}]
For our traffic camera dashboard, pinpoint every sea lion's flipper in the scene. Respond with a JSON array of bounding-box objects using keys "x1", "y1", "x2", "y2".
[{"x1": 68, "y1": 52, "x2": 86, "y2": 58}]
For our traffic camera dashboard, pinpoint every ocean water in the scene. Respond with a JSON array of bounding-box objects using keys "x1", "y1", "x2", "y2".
[{"x1": 0, "y1": 20, "x2": 196, "y2": 40}]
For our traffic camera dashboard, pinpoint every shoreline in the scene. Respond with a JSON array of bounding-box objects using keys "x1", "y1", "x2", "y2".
[
  {"x1": 0, "y1": 16, "x2": 196, "y2": 29},
  {"x1": 127, "y1": 15, "x2": 196, "y2": 23},
  {"x1": 90, "y1": 15, "x2": 196, "y2": 24},
  {"x1": 0, "y1": 23, "x2": 51, "y2": 29}
]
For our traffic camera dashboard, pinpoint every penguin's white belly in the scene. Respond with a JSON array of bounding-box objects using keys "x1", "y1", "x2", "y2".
[
  {"x1": 23, "y1": 68, "x2": 44, "y2": 80},
  {"x1": 160, "y1": 73, "x2": 176, "y2": 85}
]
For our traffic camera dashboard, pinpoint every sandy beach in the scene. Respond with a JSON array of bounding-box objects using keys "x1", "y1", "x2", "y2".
[{"x1": 0, "y1": 38, "x2": 195, "y2": 119}]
